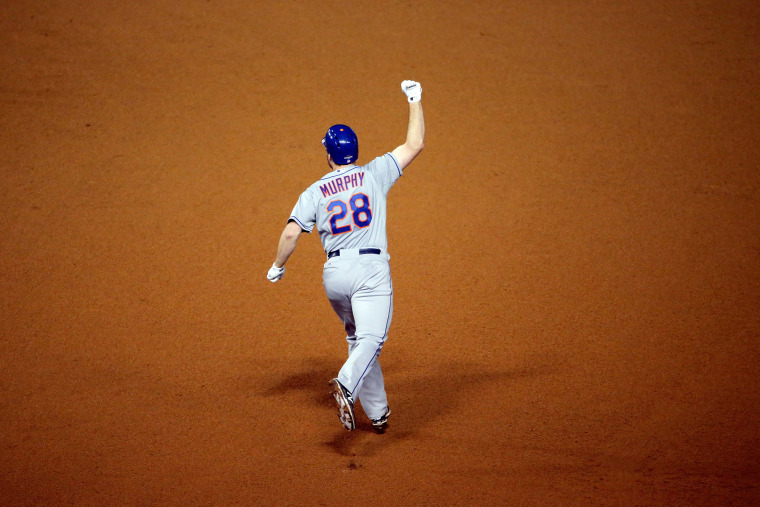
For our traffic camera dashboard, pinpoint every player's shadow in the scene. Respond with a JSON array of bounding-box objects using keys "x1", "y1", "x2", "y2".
[
  {"x1": 261, "y1": 357, "x2": 337, "y2": 406},
  {"x1": 324, "y1": 360, "x2": 555, "y2": 457},
  {"x1": 259, "y1": 356, "x2": 554, "y2": 458}
]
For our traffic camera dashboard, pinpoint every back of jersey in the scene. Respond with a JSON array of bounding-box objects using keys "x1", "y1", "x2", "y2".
[{"x1": 289, "y1": 153, "x2": 403, "y2": 255}]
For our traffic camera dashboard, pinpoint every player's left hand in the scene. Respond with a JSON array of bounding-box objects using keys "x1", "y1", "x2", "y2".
[
  {"x1": 401, "y1": 80, "x2": 422, "y2": 103},
  {"x1": 267, "y1": 263, "x2": 285, "y2": 283}
]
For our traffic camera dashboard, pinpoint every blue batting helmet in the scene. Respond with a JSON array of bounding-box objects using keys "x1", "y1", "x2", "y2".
[{"x1": 322, "y1": 124, "x2": 358, "y2": 165}]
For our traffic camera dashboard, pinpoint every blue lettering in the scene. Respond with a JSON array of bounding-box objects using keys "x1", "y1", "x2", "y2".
[{"x1": 321, "y1": 171, "x2": 364, "y2": 198}]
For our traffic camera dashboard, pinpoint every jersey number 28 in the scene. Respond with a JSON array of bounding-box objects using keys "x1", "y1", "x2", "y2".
[{"x1": 327, "y1": 193, "x2": 373, "y2": 235}]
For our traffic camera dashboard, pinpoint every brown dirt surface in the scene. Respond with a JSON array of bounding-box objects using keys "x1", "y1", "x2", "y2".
[{"x1": 2, "y1": 1, "x2": 759, "y2": 505}]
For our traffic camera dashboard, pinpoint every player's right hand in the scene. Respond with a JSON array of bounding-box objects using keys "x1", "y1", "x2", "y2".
[
  {"x1": 267, "y1": 263, "x2": 285, "y2": 283},
  {"x1": 401, "y1": 80, "x2": 422, "y2": 103}
]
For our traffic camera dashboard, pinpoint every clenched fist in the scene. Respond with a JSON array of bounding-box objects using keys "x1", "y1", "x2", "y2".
[
  {"x1": 267, "y1": 263, "x2": 285, "y2": 283},
  {"x1": 401, "y1": 80, "x2": 422, "y2": 103}
]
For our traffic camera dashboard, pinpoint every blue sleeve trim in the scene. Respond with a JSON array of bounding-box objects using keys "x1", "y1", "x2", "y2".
[
  {"x1": 289, "y1": 216, "x2": 312, "y2": 233},
  {"x1": 388, "y1": 152, "x2": 402, "y2": 177}
]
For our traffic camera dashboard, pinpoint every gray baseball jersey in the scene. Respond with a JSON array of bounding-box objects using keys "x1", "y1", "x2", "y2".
[
  {"x1": 288, "y1": 152, "x2": 402, "y2": 420},
  {"x1": 288, "y1": 153, "x2": 402, "y2": 254}
]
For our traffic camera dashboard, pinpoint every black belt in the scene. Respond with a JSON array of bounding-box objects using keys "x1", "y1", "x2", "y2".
[{"x1": 327, "y1": 248, "x2": 381, "y2": 259}]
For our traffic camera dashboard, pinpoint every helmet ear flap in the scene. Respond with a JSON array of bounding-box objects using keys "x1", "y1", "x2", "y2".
[{"x1": 323, "y1": 124, "x2": 358, "y2": 165}]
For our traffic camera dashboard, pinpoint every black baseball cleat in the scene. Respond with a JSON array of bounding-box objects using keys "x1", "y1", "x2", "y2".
[
  {"x1": 329, "y1": 378, "x2": 355, "y2": 430},
  {"x1": 371, "y1": 407, "x2": 391, "y2": 434}
]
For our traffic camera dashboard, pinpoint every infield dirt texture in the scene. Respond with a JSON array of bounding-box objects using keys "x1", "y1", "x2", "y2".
[{"x1": 1, "y1": 1, "x2": 759, "y2": 505}]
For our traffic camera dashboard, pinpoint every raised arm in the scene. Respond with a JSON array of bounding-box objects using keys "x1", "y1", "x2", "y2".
[{"x1": 391, "y1": 81, "x2": 425, "y2": 170}]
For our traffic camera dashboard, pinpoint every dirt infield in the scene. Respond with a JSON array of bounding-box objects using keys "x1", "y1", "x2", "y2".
[{"x1": 1, "y1": 1, "x2": 759, "y2": 504}]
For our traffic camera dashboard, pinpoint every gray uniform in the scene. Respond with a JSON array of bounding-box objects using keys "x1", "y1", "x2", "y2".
[{"x1": 289, "y1": 152, "x2": 402, "y2": 420}]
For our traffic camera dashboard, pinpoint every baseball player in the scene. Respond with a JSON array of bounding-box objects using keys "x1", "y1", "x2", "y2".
[{"x1": 267, "y1": 80, "x2": 424, "y2": 432}]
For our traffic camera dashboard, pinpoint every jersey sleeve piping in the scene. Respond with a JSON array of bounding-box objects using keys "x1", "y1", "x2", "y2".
[
  {"x1": 288, "y1": 216, "x2": 313, "y2": 233},
  {"x1": 388, "y1": 152, "x2": 403, "y2": 177}
]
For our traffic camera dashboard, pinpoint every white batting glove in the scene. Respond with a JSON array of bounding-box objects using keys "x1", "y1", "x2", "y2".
[
  {"x1": 267, "y1": 263, "x2": 285, "y2": 283},
  {"x1": 401, "y1": 80, "x2": 422, "y2": 103}
]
